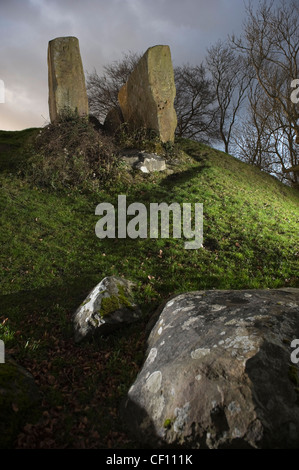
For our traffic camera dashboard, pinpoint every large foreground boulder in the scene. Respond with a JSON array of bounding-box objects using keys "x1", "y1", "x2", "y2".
[
  {"x1": 73, "y1": 276, "x2": 142, "y2": 342},
  {"x1": 121, "y1": 288, "x2": 299, "y2": 449},
  {"x1": 118, "y1": 45, "x2": 177, "y2": 143},
  {"x1": 48, "y1": 36, "x2": 89, "y2": 122}
]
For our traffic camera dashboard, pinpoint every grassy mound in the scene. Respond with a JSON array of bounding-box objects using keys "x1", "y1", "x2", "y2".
[{"x1": 0, "y1": 128, "x2": 298, "y2": 448}]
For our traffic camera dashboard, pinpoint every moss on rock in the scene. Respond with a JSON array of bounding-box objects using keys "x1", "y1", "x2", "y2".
[
  {"x1": 163, "y1": 418, "x2": 173, "y2": 429},
  {"x1": 99, "y1": 284, "x2": 134, "y2": 318}
]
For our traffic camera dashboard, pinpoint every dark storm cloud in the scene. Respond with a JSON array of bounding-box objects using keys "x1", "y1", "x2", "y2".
[{"x1": 0, "y1": 0, "x2": 273, "y2": 130}]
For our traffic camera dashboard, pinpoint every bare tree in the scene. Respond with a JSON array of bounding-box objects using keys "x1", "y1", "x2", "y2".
[
  {"x1": 269, "y1": 91, "x2": 299, "y2": 185},
  {"x1": 86, "y1": 51, "x2": 141, "y2": 123},
  {"x1": 232, "y1": 0, "x2": 299, "y2": 188},
  {"x1": 174, "y1": 64, "x2": 219, "y2": 142},
  {"x1": 233, "y1": 82, "x2": 278, "y2": 173},
  {"x1": 206, "y1": 39, "x2": 252, "y2": 154}
]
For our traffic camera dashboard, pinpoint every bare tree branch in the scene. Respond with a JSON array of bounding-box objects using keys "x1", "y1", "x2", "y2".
[{"x1": 232, "y1": 0, "x2": 299, "y2": 188}]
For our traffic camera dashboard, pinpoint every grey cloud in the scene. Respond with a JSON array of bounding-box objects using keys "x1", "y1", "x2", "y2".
[{"x1": 0, "y1": 0, "x2": 274, "y2": 130}]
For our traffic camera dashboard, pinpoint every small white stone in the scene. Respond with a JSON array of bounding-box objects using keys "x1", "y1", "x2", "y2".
[{"x1": 140, "y1": 165, "x2": 150, "y2": 173}]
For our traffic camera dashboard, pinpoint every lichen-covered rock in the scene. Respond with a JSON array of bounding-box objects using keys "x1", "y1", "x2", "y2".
[
  {"x1": 120, "y1": 151, "x2": 166, "y2": 173},
  {"x1": 48, "y1": 36, "x2": 89, "y2": 122},
  {"x1": 0, "y1": 355, "x2": 40, "y2": 448},
  {"x1": 121, "y1": 288, "x2": 299, "y2": 449},
  {"x1": 118, "y1": 45, "x2": 177, "y2": 143},
  {"x1": 134, "y1": 152, "x2": 167, "y2": 173},
  {"x1": 73, "y1": 276, "x2": 142, "y2": 342}
]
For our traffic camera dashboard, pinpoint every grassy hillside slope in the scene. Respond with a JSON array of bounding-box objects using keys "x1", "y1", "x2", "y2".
[{"x1": 0, "y1": 129, "x2": 298, "y2": 448}]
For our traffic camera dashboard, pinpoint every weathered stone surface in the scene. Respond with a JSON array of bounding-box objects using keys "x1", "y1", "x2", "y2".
[
  {"x1": 48, "y1": 36, "x2": 89, "y2": 122},
  {"x1": 134, "y1": 152, "x2": 167, "y2": 173},
  {"x1": 120, "y1": 150, "x2": 167, "y2": 173},
  {"x1": 118, "y1": 45, "x2": 177, "y2": 143},
  {"x1": 121, "y1": 288, "x2": 299, "y2": 449},
  {"x1": 119, "y1": 149, "x2": 141, "y2": 168},
  {"x1": 0, "y1": 355, "x2": 41, "y2": 448},
  {"x1": 73, "y1": 276, "x2": 141, "y2": 342}
]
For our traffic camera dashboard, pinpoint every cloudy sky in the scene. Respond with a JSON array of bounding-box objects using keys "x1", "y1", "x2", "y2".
[{"x1": 1, "y1": 0, "x2": 266, "y2": 131}]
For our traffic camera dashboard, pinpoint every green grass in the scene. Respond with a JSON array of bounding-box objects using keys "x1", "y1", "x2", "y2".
[
  {"x1": 0, "y1": 129, "x2": 298, "y2": 448},
  {"x1": 0, "y1": 128, "x2": 40, "y2": 172}
]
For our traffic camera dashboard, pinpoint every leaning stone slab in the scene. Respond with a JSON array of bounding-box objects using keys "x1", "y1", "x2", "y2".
[
  {"x1": 121, "y1": 288, "x2": 299, "y2": 449},
  {"x1": 48, "y1": 36, "x2": 89, "y2": 122},
  {"x1": 73, "y1": 276, "x2": 141, "y2": 342},
  {"x1": 118, "y1": 45, "x2": 177, "y2": 143}
]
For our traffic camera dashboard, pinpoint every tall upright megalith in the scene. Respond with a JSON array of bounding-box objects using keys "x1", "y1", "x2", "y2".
[
  {"x1": 118, "y1": 45, "x2": 177, "y2": 143},
  {"x1": 48, "y1": 36, "x2": 89, "y2": 122}
]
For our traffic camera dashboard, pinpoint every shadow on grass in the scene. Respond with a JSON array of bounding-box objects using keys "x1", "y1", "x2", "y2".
[
  {"x1": 158, "y1": 147, "x2": 211, "y2": 195},
  {"x1": 0, "y1": 275, "x2": 101, "y2": 347}
]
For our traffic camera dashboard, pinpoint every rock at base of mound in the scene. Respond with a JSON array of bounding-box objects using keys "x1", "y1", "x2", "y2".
[
  {"x1": 120, "y1": 150, "x2": 167, "y2": 173},
  {"x1": 73, "y1": 276, "x2": 142, "y2": 342}
]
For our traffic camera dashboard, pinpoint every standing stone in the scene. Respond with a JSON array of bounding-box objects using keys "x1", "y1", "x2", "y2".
[
  {"x1": 48, "y1": 36, "x2": 89, "y2": 122},
  {"x1": 118, "y1": 45, "x2": 177, "y2": 143}
]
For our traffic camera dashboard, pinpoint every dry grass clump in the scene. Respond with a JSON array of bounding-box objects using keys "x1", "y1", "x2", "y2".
[{"x1": 25, "y1": 111, "x2": 119, "y2": 191}]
